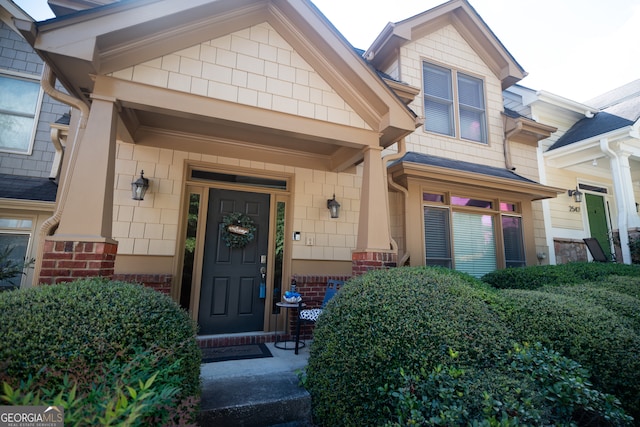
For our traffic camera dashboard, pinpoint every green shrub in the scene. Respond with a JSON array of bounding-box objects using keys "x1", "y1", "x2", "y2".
[
  {"x1": 496, "y1": 289, "x2": 640, "y2": 419},
  {"x1": 598, "y1": 276, "x2": 640, "y2": 300},
  {"x1": 482, "y1": 262, "x2": 640, "y2": 290},
  {"x1": 543, "y1": 283, "x2": 640, "y2": 333},
  {"x1": 2, "y1": 347, "x2": 198, "y2": 426},
  {"x1": 381, "y1": 342, "x2": 632, "y2": 426},
  {"x1": 305, "y1": 267, "x2": 512, "y2": 426},
  {"x1": 0, "y1": 278, "x2": 200, "y2": 424}
]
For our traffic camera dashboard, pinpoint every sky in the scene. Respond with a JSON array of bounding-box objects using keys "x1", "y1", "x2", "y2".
[{"x1": 13, "y1": 0, "x2": 640, "y2": 103}]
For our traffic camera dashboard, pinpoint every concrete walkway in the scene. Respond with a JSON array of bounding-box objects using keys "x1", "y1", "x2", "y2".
[{"x1": 198, "y1": 342, "x2": 313, "y2": 426}]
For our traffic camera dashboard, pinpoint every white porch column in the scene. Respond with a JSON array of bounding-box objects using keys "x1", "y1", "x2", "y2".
[
  {"x1": 601, "y1": 139, "x2": 632, "y2": 263},
  {"x1": 54, "y1": 97, "x2": 118, "y2": 241},
  {"x1": 617, "y1": 150, "x2": 640, "y2": 229}
]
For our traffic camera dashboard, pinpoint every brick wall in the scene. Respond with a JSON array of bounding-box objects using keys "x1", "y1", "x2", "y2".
[
  {"x1": 289, "y1": 274, "x2": 350, "y2": 340},
  {"x1": 39, "y1": 240, "x2": 117, "y2": 284},
  {"x1": 352, "y1": 251, "x2": 397, "y2": 276}
]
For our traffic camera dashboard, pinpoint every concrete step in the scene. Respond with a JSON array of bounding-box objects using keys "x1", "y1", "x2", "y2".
[{"x1": 197, "y1": 371, "x2": 313, "y2": 427}]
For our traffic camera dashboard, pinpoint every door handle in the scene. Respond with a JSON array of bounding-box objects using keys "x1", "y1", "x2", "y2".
[{"x1": 259, "y1": 267, "x2": 266, "y2": 298}]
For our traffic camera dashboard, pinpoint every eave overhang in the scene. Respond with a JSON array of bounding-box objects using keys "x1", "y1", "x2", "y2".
[
  {"x1": 365, "y1": 0, "x2": 526, "y2": 90},
  {"x1": 16, "y1": 0, "x2": 418, "y2": 165},
  {"x1": 544, "y1": 125, "x2": 640, "y2": 169},
  {"x1": 389, "y1": 160, "x2": 563, "y2": 201},
  {"x1": 503, "y1": 113, "x2": 557, "y2": 146}
]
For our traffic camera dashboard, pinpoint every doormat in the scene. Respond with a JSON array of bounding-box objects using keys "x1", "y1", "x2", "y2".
[{"x1": 201, "y1": 343, "x2": 273, "y2": 363}]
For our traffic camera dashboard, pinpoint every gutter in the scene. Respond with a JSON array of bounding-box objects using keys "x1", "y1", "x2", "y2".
[{"x1": 32, "y1": 64, "x2": 89, "y2": 284}]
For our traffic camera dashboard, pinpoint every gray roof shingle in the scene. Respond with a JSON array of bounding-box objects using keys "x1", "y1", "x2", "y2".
[
  {"x1": 0, "y1": 174, "x2": 58, "y2": 202},
  {"x1": 549, "y1": 80, "x2": 640, "y2": 151},
  {"x1": 395, "y1": 152, "x2": 539, "y2": 184}
]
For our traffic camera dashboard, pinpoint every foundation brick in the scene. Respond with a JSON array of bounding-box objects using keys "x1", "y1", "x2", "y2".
[{"x1": 39, "y1": 240, "x2": 118, "y2": 285}]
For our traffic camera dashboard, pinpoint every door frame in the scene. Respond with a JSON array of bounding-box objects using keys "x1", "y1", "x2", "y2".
[
  {"x1": 174, "y1": 163, "x2": 293, "y2": 334},
  {"x1": 584, "y1": 191, "x2": 613, "y2": 261}
]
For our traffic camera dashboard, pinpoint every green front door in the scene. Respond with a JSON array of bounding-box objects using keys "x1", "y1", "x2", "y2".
[{"x1": 585, "y1": 193, "x2": 611, "y2": 260}]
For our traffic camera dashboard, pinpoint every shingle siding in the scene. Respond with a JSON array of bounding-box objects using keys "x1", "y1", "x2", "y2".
[{"x1": 0, "y1": 21, "x2": 67, "y2": 179}]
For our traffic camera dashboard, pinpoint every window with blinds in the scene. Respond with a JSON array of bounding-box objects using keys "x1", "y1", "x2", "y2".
[
  {"x1": 502, "y1": 216, "x2": 525, "y2": 268},
  {"x1": 452, "y1": 212, "x2": 496, "y2": 277},
  {"x1": 423, "y1": 63, "x2": 454, "y2": 137},
  {"x1": 422, "y1": 62, "x2": 487, "y2": 144},
  {"x1": 457, "y1": 74, "x2": 486, "y2": 143},
  {"x1": 424, "y1": 206, "x2": 452, "y2": 267}
]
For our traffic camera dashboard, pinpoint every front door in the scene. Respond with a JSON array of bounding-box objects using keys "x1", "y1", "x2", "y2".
[
  {"x1": 198, "y1": 188, "x2": 270, "y2": 335},
  {"x1": 585, "y1": 193, "x2": 611, "y2": 260}
]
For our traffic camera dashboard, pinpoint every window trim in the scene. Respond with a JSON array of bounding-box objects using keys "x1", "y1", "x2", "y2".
[
  {"x1": 422, "y1": 60, "x2": 488, "y2": 145},
  {"x1": 0, "y1": 70, "x2": 44, "y2": 156},
  {"x1": 422, "y1": 191, "x2": 525, "y2": 274}
]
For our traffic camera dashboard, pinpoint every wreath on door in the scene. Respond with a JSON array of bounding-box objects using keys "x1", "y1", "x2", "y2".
[{"x1": 222, "y1": 212, "x2": 256, "y2": 248}]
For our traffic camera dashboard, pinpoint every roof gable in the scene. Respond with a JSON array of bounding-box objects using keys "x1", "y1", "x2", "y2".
[
  {"x1": 18, "y1": 0, "x2": 418, "y2": 144},
  {"x1": 365, "y1": 0, "x2": 526, "y2": 90},
  {"x1": 108, "y1": 22, "x2": 373, "y2": 131}
]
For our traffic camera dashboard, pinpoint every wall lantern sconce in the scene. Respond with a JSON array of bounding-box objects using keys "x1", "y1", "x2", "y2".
[
  {"x1": 131, "y1": 170, "x2": 149, "y2": 201},
  {"x1": 327, "y1": 194, "x2": 341, "y2": 219},
  {"x1": 568, "y1": 187, "x2": 583, "y2": 203}
]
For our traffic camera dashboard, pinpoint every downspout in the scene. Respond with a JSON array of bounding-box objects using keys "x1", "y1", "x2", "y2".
[
  {"x1": 502, "y1": 115, "x2": 517, "y2": 171},
  {"x1": 383, "y1": 138, "x2": 410, "y2": 266},
  {"x1": 32, "y1": 64, "x2": 90, "y2": 283},
  {"x1": 599, "y1": 138, "x2": 631, "y2": 264}
]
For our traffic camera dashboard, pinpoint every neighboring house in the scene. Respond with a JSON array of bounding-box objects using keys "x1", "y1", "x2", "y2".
[
  {"x1": 0, "y1": 0, "x2": 69, "y2": 288},
  {"x1": 506, "y1": 81, "x2": 640, "y2": 265},
  {"x1": 13, "y1": 0, "x2": 561, "y2": 339}
]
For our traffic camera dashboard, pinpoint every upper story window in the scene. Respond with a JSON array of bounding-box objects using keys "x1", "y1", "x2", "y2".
[
  {"x1": 0, "y1": 72, "x2": 42, "y2": 154},
  {"x1": 423, "y1": 62, "x2": 487, "y2": 144}
]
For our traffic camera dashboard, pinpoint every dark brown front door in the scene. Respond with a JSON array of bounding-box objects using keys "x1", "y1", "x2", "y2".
[{"x1": 198, "y1": 188, "x2": 270, "y2": 335}]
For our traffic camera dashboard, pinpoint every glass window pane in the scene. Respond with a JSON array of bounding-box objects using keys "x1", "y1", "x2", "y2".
[
  {"x1": 460, "y1": 108, "x2": 486, "y2": 143},
  {"x1": 500, "y1": 202, "x2": 517, "y2": 212},
  {"x1": 0, "y1": 76, "x2": 40, "y2": 114},
  {"x1": 425, "y1": 100, "x2": 454, "y2": 136},
  {"x1": 502, "y1": 216, "x2": 526, "y2": 268},
  {"x1": 451, "y1": 196, "x2": 492, "y2": 209},
  {"x1": 0, "y1": 218, "x2": 33, "y2": 229},
  {"x1": 424, "y1": 206, "x2": 451, "y2": 267},
  {"x1": 423, "y1": 193, "x2": 444, "y2": 203},
  {"x1": 0, "y1": 233, "x2": 30, "y2": 288},
  {"x1": 457, "y1": 73, "x2": 486, "y2": 143},
  {"x1": 457, "y1": 74, "x2": 484, "y2": 109},
  {"x1": 180, "y1": 193, "x2": 200, "y2": 310},
  {"x1": 423, "y1": 63, "x2": 454, "y2": 136},
  {"x1": 0, "y1": 113, "x2": 35, "y2": 152},
  {"x1": 452, "y1": 212, "x2": 496, "y2": 277},
  {"x1": 424, "y1": 64, "x2": 452, "y2": 100}
]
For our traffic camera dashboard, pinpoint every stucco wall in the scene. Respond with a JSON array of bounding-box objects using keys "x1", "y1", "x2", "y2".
[{"x1": 396, "y1": 24, "x2": 506, "y2": 168}]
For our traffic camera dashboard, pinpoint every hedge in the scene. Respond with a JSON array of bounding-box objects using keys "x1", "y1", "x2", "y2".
[
  {"x1": 496, "y1": 288, "x2": 640, "y2": 419},
  {"x1": 482, "y1": 262, "x2": 640, "y2": 290},
  {"x1": 304, "y1": 267, "x2": 512, "y2": 426},
  {"x1": 0, "y1": 278, "x2": 201, "y2": 425}
]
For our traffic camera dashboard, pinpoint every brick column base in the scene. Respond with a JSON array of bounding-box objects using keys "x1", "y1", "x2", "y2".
[
  {"x1": 39, "y1": 240, "x2": 117, "y2": 285},
  {"x1": 352, "y1": 251, "x2": 397, "y2": 276}
]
